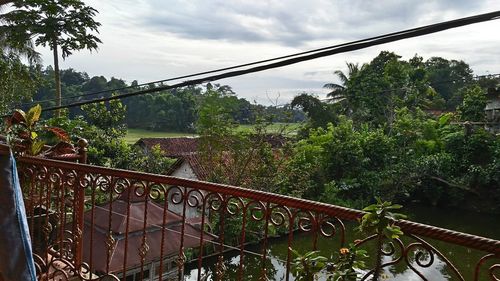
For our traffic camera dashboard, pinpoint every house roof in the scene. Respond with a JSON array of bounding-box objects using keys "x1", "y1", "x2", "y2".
[
  {"x1": 84, "y1": 189, "x2": 184, "y2": 234},
  {"x1": 135, "y1": 134, "x2": 286, "y2": 158},
  {"x1": 135, "y1": 137, "x2": 199, "y2": 157},
  {"x1": 167, "y1": 154, "x2": 209, "y2": 181},
  {"x1": 82, "y1": 187, "x2": 214, "y2": 273}
]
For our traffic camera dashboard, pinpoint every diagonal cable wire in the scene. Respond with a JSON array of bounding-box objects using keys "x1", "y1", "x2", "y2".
[
  {"x1": 19, "y1": 11, "x2": 500, "y2": 109},
  {"x1": 7, "y1": 10, "x2": 499, "y2": 116}
]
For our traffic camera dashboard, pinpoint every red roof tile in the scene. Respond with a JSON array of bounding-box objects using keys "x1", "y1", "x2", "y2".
[
  {"x1": 82, "y1": 187, "x2": 214, "y2": 274},
  {"x1": 135, "y1": 137, "x2": 199, "y2": 157}
]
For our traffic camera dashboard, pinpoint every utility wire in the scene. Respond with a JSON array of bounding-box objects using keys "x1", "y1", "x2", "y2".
[
  {"x1": 124, "y1": 71, "x2": 500, "y2": 126},
  {"x1": 20, "y1": 10, "x2": 500, "y2": 109},
  {"x1": 287, "y1": 73, "x2": 500, "y2": 106},
  {"x1": 6, "y1": 10, "x2": 500, "y2": 116}
]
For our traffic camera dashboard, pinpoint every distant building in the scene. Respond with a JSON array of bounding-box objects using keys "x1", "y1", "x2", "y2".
[
  {"x1": 485, "y1": 88, "x2": 500, "y2": 133},
  {"x1": 135, "y1": 135, "x2": 287, "y2": 218}
]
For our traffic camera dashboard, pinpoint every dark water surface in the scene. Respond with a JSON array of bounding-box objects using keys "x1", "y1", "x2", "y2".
[{"x1": 185, "y1": 205, "x2": 500, "y2": 280}]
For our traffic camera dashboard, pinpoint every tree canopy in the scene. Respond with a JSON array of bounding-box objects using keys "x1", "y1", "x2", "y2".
[{"x1": 1, "y1": 0, "x2": 101, "y2": 114}]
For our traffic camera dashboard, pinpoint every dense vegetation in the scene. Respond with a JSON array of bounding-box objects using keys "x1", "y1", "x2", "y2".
[
  {"x1": 2, "y1": 0, "x2": 499, "y2": 214},
  {"x1": 287, "y1": 52, "x2": 500, "y2": 213},
  {"x1": 18, "y1": 67, "x2": 303, "y2": 131},
  {"x1": 2, "y1": 51, "x2": 500, "y2": 214}
]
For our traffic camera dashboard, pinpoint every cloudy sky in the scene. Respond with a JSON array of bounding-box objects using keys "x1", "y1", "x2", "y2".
[{"x1": 36, "y1": 0, "x2": 500, "y2": 105}]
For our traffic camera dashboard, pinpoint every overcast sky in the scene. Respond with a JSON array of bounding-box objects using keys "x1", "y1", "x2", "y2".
[{"x1": 35, "y1": 0, "x2": 500, "y2": 105}]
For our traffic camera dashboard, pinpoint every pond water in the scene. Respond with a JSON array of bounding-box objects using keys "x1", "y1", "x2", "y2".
[{"x1": 184, "y1": 204, "x2": 500, "y2": 280}]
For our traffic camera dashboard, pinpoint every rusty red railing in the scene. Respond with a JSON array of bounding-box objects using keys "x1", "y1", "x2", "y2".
[{"x1": 0, "y1": 144, "x2": 498, "y2": 281}]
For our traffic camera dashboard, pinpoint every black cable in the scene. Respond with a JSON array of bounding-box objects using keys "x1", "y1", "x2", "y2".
[
  {"x1": 18, "y1": 10, "x2": 485, "y2": 108},
  {"x1": 7, "y1": 10, "x2": 500, "y2": 115}
]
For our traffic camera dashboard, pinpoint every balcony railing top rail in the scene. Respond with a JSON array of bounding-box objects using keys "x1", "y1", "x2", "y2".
[{"x1": 4, "y1": 148, "x2": 498, "y2": 253}]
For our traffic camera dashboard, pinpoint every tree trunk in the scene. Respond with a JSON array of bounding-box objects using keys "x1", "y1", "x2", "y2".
[{"x1": 52, "y1": 38, "x2": 61, "y2": 117}]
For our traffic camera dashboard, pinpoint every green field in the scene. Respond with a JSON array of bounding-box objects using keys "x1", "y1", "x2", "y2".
[
  {"x1": 235, "y1": 122, "x2": 302, "y2": 133},
  {"x1": 126, "y1": 123, "x2": 302, "y2": 144},
  {"x1": 125, "y1": 128, "x2": 196, "y2": 144}
]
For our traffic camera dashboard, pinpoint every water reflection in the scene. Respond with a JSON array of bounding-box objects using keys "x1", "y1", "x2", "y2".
[{"x1": 185, "y1": 205, "x2": 499, "y2": 280}]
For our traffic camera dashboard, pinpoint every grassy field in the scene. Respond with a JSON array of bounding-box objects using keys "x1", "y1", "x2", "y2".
[
  {"x1": 125, "y1": 123, "x2": 302, "y2": 144},
  {"x1": 235, "y1": 122, "x2": 302, "y2": 133},
  {"x1": 125, "y1": 128, "x2": 196, "y2": 144}
]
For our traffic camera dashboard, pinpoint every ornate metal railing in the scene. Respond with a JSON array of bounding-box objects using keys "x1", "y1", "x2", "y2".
[{"x1": 0, "y1": 145, "x2": 498, "y2": 281}]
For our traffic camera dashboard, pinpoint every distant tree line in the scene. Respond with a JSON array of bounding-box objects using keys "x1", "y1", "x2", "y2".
[{"x1": 27, "y1": 67, "x2": 305, "y2": 132}]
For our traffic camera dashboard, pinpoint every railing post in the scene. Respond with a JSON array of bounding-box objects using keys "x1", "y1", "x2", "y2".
[
  {"x1": 77, "y1": 138, "x2": 88, "y2": 164},
  {"x1": 75, "y1": 139, "x2": 88, "y2": 267}
]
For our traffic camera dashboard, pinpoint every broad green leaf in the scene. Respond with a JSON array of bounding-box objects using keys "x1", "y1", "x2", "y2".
[
  {"x1": 30, "y1": 140, "x2": 45, "y2": 156},
  {"x1": 387, "y1": 204, "x2": 403, "y2": 209},
  {"x1": 362, "y1": 205, "x2": 377, "y2": 211},
  {"x1": 26, "y1": 104, "x2": 42, "y2": 126}
]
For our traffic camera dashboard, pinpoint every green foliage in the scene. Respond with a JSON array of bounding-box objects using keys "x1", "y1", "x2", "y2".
[
  {"x1": 45, "y1": 110, "x2": 175, "y2": 173},
  {"x1": 289, "y1": 51, "x2": 499, "y2": 213},
  {"x1": 291, "y1": 93, "x2": 339, "y2": 133},
  {"x1": 457, "y1": 86, "x2": 487, "y2": 122},
  {"x1": 291, "y1": 246, "x2": 369, "y2": 281},
  {"x1": 2, "y1": 0, "x2": 102, "y2": 59},
  {"x1": 330, "y1": 245, "x2": 368, "y2": 281},
  {"x1": 290, "y1": 201, "x2": 404, "y2": 281},
  {"x1": 81, "y1": 97, "x2": 127, "y2": 139},
  {"x1": 5, "y1": 104, "x2": 69, "y2": 155},
  {"x1": 2, "y1": 0, "x2": 101, "y2": 113},
  {"x1": 359, "y1": 198, "x2": 406, "y2": 239},
  {"x1": 196, "y1": 86, "x2": 293, "y2": 192},
  {"x1": 290, "y1": 249, "x2": 328, "y2": 281},
  {"x1": 291, "y1": 244, "x2": 368, "y2": 281},
  {"x1": 0, "y1": 52, "x2": 39, "y2": 115},
  {"x1": 425, "y1": 57, "x2": 473, "y2": 109}
]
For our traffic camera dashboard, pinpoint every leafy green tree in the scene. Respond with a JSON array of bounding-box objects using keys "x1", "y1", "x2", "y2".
[
  {"x1": 425, "y1": 57, "x2": 474, "y2": 109},
  {"x1": 0, "y1": 52, "x2": 39, "y2": 115},
  {"x1": 2, "y1": 0, "x2": 102, "y2": 115},
  {"x1": 291, "y1": 93, "x2": 339, "y2": 134},
  {"x1": 197, "y1": 86, "x2": 292, "y2": 191},
  {"x1": 1, "y1": 2, "x2": 40, "y2": 115},
  {"x1": 323, "y1": 62, "x2": 360, "y2": 103},
  {"x1": 81, "y1": 97, "x2": 127, "y2": 139},
  {"x1": 457, "y1": 86, "x2": 487, "y2": 122}
]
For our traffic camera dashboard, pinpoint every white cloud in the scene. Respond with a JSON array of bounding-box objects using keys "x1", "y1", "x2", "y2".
[{"x1": 35, "y1": 0, "x2": 500, "y2": 104}]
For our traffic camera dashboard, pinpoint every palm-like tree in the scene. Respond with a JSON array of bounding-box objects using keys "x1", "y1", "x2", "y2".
[
  {"x1": 0, "y1": 1, "x2": 40, "y2": 63},
  {"x1": 0, "y1": 2, "x2": 41, "y2": 115},
  {"x1": 323, "y1": 62, "x2": 359, "y2": 102}
]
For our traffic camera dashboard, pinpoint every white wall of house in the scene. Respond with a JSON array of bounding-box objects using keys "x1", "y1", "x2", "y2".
[
  {"x1": 486, "y1": 96, "x2": 500, "y2": 132},
  {"x1": 170, "y1": 161, "x2": 198, "y2": 180},
  {"x1": 168, "y1": 161, "x2": 203, "y2": 219}
]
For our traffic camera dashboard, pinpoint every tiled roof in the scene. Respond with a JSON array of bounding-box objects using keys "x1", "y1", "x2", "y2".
[
  {"x1": 167, "y1": 154, "x2": 209, "y2": 180},
  {"x1": 82, "y1": 187, "x2": 214, "y2": 273},
  {"x1": 135, "y1": 134, "x2": 286, "y2": 158},
  {"x1": 135, "y1": 137, "x2": 199, "y2": 157}
]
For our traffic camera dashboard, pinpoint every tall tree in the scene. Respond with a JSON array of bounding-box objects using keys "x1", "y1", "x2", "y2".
[
  {"x1": 323, "y1": 62, "x2": 359, "y2": 101},
  {"x1": 1, "y1": 0, "x2": 101, "y2": 116},
  {"x1": 424, "y1": 57, "x2": 473, "y2": 109},
  {"x1": 1, "y1": 1, "x2": 41, "y2": 115}
]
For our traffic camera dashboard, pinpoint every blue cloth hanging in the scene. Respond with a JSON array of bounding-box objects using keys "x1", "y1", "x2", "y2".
[{"x1": 0, "y1": 152, "x2": 37, "y2": 281}]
